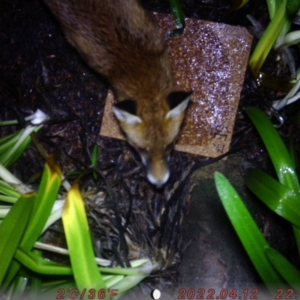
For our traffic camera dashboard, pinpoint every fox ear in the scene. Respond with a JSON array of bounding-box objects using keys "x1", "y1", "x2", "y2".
[
  {"x1": 166, "y1": 91, "x2": 192, "y2": 119},
  {"x1": 113, "y1": 99, "x2": 142, "y2": 125}
]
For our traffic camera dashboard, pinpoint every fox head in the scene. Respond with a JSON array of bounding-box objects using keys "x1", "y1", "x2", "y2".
[{"x1": 113, "y1": 91, "x2": 192, "y2": 188}]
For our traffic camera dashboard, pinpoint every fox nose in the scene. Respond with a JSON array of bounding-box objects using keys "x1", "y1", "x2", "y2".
[{"x1": 147, "y1": 169, "x2": 170, "y2": 188}]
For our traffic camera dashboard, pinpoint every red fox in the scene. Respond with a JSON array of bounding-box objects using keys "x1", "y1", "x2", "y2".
[{"x1": 43, "y1": 0, "x2": 192, "y2": 187}]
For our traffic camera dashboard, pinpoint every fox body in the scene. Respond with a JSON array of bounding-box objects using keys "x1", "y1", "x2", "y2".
[{"x1": 43, "y1": 0, "x2": 191, "y2": 187}]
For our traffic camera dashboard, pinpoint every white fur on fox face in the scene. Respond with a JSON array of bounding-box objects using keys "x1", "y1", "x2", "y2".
[{"x1": 147, "y1": 169, "x2": 170, "y2": 188}]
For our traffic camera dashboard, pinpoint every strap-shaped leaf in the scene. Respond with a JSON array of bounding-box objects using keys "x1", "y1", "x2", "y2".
[
  {"x1": 21, "y1": 155, "x2": 62, "y2": 250},
  {"x1": 3, "y1": 156, "x2": 62, "y2": 286},
  {"x1": 0, "y1": 131, "x2": 21, "y2": 154},
  {"x1": 63, "y1": 182, "x2": 106, "y2": 291},
  {"x1": 14, "y1": 248, "x2": 72, "y2": 275},
  {"x1": 169, "y1": 0, "x2": 185, "y2": 30},
  {"x1": 0, "y1": 126, "x2": 36, "y2": 167},
  {"x1": 265, "y1": 246, "x2": 300, "y2": 288},
  {"x1": 0, "y1": 180, "x2": 21, "y2": 199},
  {"x1": 215, "y1": 172, "x2": 284, "y2": 289},
  {"x1": 245, "y1": 107, "x2": 300, "y2": 191},
  {"x1": 0, "y1": 194, "x2": 35, "y2": 284},
  {"x1": 246, "y1": 168, "x2": 300, "y2": 228},
  {"x1": 249, "y1": 0, "x2": 289, "y2": 77}
]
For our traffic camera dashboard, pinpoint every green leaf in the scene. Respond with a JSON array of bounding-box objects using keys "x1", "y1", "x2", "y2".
[
  {"x1": 92, "y1": 145, "x2": 99, "y2": 180},
  {"x1": 0, "y1": 180, "x2": 22, "y2": 199},
  {"x1": 169, "y1": 0, "x2": 185, "y2": 29},
  {"x1": 266, "y1": 0, "x2": 284, "y2": 19},
  {"x1": 91, "y1": 145, "x2": 99, "y2": 168},
  {"x1": 246, "y1": 107, "x2": 300, "y2": 254},
  {"x1": 246, "y1": 168, "x2": 300, "y2": 227},
  {"x1": 0, "y1": 165, "x2": 23, "y2": 185},
  {"x1": 3, "y1": 156, "x2": 62, "y2": 286},
  {"x1": 265, "y1": 246, "x2": 300, "y2": 288},
  {"x1": 109, "y1": 260, "x2": 152, "y2": 295},
  {"x1": 245, "y1": 107, "x2": 300, "y2": 191},
  {"x1": 0, "y1": 194, "x2": 35, "y2": 284},
  {"x1": 249, "y1": 0, "x2": 289, "y2": 77},
  {"x1": 0, "y1": 131, "x2": 21, "y2": 154},
  {"x1": 21, "y1": 155, "x2": 62, "y2": 250},
  {"x1": 98, "y1": 265, "x2": 151, "y2": 276},
  {"x1": 0, "y1": 120, "x2": 19, "y2": 126},
  {"x1": 0, "y1": 196, "x2": 18, "y2": 204},
  {"x1": 229, "y1": 0, "x2": 249, "y2": 12},
  {"x1": 167, "y1": 0, "x2": 185, "y2": 36},
  {"x1": 281, "y1": 30, "x2": 300, "y2": 47},
  {"x1": 215, "y1": 172, "x2": 284, "y2": 289},
  {"x1": 14, "y1": 248, "x2": 73, "y2": 275},
  {"x1": 5, "y1": 276, "x2": 29, "y2": 299},
  {"x1": 286, "y1": 0, "x2": 300, "y2": 17},
  {"x1": 0, "y1": 126, "x2": 35, "y2": 167},
  {"x1": 63, "y1": 182, "x2": 106, "y2": 291},
  {"x1": 111, "y1": 275, "x2": 148, "y2": 297}
]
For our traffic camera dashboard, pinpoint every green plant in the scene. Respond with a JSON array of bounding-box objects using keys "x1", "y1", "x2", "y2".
[
  {"x1": 0, "y1": 113, "x2": 152, "y2": 299},
  {"x1": 215, "y1": 107, "x2": 300, "y2": 291},
  {"x1": 168, "y1": 0, "x2": 185, "y2": 36},
  {"x1": 248, "y1": 0, "x2": 300, "y2": 109},
  {"x1": 245, "y1": 107, "x2": 300, "y2": 254}
]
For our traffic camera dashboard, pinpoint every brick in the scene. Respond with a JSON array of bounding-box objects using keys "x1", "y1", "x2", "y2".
[{"x1": 100, "y1": 13, "x2": 252, "y2": 157}]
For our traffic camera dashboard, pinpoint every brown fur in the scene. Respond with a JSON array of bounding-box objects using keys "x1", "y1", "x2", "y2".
[{"x1": 43, "y1": 0, "x2": 190, "y2": 186}]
